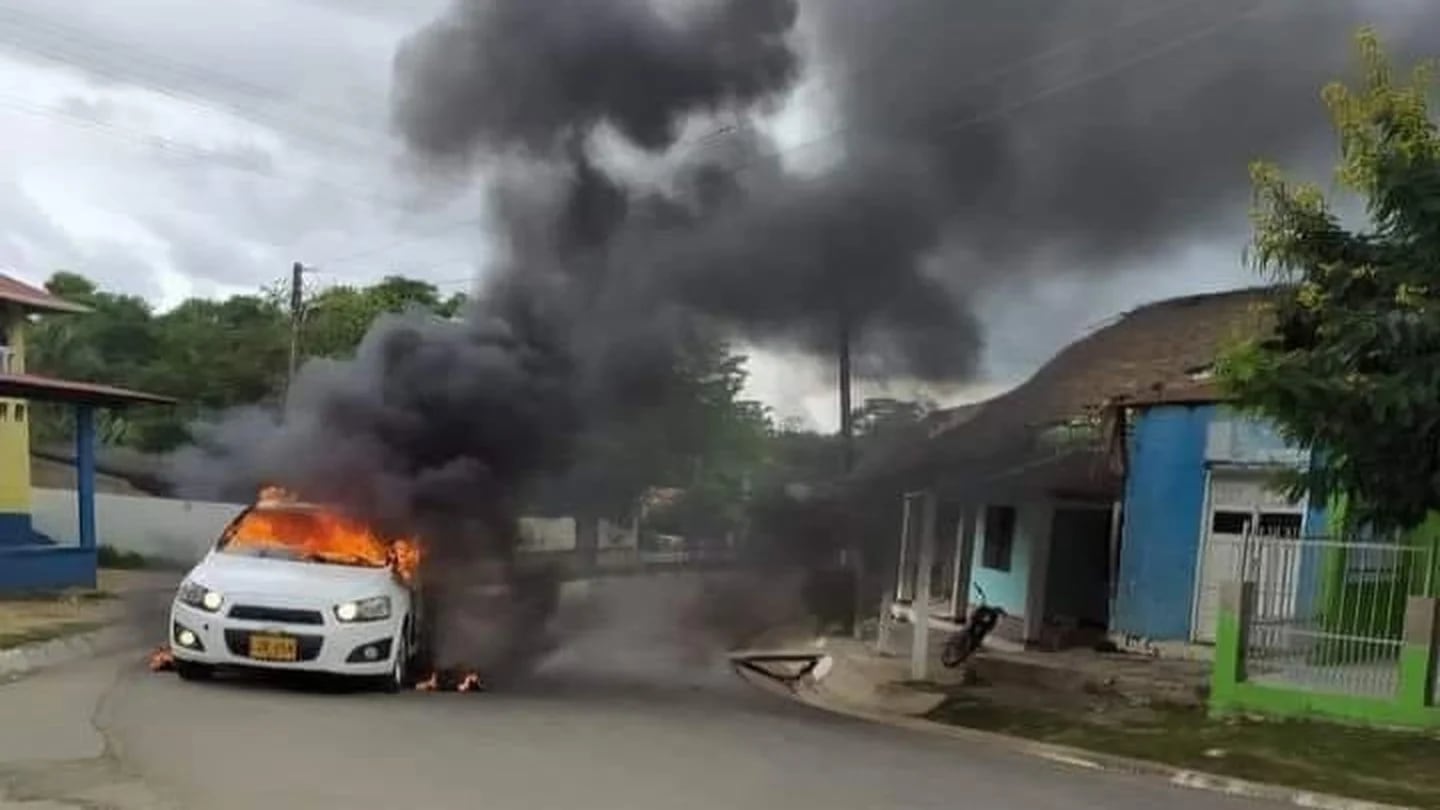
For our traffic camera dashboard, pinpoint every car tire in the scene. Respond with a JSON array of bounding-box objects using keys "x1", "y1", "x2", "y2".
[
  {"x1": 175, "y1": 660, "x2": 213, "y2": 682},
  {"x1": 381, "y1": 627, "x2": 409, "y2": 694}
]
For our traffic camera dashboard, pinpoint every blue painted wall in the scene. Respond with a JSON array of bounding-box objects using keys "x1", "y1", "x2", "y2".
[
  {"x1": 1112, "y1": 404, "x2": 1214, "y2": 640},
  {"x1": 0, "y1": 547, "x2": 97, "y2": 591},
  {"x1": 971, "y1": 500, "x2": 1047, "y2": 618}
]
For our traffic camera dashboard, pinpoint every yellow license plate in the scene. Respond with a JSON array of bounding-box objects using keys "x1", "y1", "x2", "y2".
[{"x1": 248, "y1": 634, "x2": 298, "y2": 661}]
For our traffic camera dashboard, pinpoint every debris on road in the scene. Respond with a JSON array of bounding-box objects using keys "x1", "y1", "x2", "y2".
[
  {"x1": 416, "y1": 670, "x2": 487, "y2": 693},
  {"x1": 148, "y1": 646, "x2": 175, "y2": 672}
]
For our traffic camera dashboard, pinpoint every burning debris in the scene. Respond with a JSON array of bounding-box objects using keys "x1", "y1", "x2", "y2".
[
  {"x1": 415, "y1": 670, "x2": 487, "y2": 693},
  {"x1": 148, "y1": 646, "x2": 175, "y2": 672}
]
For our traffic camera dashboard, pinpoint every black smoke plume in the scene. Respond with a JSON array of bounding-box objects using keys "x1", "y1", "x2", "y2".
[
  {"x1": 173, "y1": 0, "x2": 1440, "y2": 673},
  {"x1": 393, "y1": 0, "x2": 1440, "y2": 381}
]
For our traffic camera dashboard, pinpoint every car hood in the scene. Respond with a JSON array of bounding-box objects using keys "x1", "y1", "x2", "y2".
[{"x1": 186, "y1": 553, "x2": 400, "y2": 606}]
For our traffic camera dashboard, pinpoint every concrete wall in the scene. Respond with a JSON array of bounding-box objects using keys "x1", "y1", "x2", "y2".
[
  {"x1": 0, "y1": 305, "x2": 32, "y2": 540},
  {"x1": 31, "y1": 488, "x2": 243, "y2": 563},
  {"x1": 31, "y1": 488, "x2": 590, "y2": 562},
  {"x1": 970, "y1": 499, "x2": 1049, "y2": 620},
  {"x1": 517, "y1": 517, "x2": 577, "y2": 552},
  {"x1": 1112, "y1": 404, "x2": 1214, "y2": 641}
]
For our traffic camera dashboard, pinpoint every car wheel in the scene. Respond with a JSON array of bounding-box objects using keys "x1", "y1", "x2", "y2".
[{"x1": 175, "y1": 660, "x2": 213, "y2": 682}]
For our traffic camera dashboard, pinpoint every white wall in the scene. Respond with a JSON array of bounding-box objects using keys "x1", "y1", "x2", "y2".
[
  {"x1": 517, "y1": 516, "x2": 577, "y2": 552},
  {"x1": 598, "y1": 518, "x2": 638, "y2": 548},
  {"x1": 32, "y1": 487, "x2": 588, "y2": 561},
  {"x1": 31, "y1": 488, "x2": 244, "y2": 562}
]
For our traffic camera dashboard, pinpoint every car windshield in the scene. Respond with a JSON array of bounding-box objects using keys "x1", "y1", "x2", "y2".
[{"x1": 217, "y1": 507, "x2": 391, "y2": 569}]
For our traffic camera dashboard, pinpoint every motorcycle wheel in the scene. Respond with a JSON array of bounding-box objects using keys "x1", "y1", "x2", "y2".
[{"x1": 941, "y1": 634, "x2": 976, "y2": 668}]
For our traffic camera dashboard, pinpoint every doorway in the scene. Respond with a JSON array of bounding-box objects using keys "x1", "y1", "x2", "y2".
[
  {"x1": 1191, "y1": 470, "x2": 1306, "y2": 642},
  {"x1": 1042, "y1": 506, "x2": 1113, "y2": 648}
]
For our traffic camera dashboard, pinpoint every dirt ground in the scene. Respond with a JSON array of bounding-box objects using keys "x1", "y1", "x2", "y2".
[{"x1": 0, "y1": 569, "x2": 166, "y2": 649}]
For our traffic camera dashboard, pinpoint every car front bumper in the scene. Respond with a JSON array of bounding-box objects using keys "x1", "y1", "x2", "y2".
[{"x1": 170, "y1": 601, "x2": 402, "y2": 677}]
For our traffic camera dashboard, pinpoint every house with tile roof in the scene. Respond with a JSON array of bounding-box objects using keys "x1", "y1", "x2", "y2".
[{"x1": 851, "y1": 287, "x2": 1320, "y2": 653}]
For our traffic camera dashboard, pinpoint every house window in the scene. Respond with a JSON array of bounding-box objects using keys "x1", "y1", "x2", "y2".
[
  {"x1": 1257, "y1": 512, "x2": 1302, "y2": 537},
  {"x1": 1211, "y1": 511, "x2": 1250, "y2": 534},
  {"x1": 13, "y1": 404, "x2": 24, "y2": 422},
  {"x1": 982, "y1": 505, "x2": 1016, "y2": 572}
]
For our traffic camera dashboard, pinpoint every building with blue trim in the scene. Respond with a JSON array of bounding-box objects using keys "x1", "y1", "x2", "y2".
[
  {"x1": 0, "y1": 275, "x2": 173, "y2": 591},
  {"x1": 853, "y1": 288, "x2": 1282, "y2": 651},
  {"x1": 1110, "y1": 394, "x2": 1323, "y2": 649}
]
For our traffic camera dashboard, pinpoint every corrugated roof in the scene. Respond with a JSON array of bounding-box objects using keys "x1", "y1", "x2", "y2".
[
  {"x1": 849, "y1": 287, "x2": 1274, "y2": 491},
  {"x1": 0, "y1": 275, "x2": 89, "y2": 313},
  {"x1": 0, "y1": 372, "x2": 175, "y2": 407}
]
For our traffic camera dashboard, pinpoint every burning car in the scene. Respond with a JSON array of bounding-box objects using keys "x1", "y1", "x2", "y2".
[{"x1": 168, "y1": 487, "x2": 424, "y2": 691}]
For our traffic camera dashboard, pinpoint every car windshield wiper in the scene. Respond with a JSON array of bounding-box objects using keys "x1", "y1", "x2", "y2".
[{"x1": 302, "y1": 552, "x2": 377, "y2": 567}]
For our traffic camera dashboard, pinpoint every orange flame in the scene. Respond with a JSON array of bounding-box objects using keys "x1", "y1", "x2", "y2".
[
  {"x1": 229, "y1": 489, "x2": 422, "y2": 584},
  {"x1": 148, "y1": 646, "x2": 175, "y2": 672},
  {"x1": 415, "y1": 670, "x2": 486, "y2": 692}
]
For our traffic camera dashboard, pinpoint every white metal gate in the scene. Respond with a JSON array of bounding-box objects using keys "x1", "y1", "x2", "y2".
[{"x1": 1192, "y1": 471, "x2": 1305, "y2": 642}]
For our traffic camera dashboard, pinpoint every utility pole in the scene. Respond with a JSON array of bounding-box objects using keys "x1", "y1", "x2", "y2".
[
  {"x1": 286, "y1": 261, "x2": 304, "y2": 399},
  {"x1": 839, "y1": 308, "x2": 854, "y2": 474},
  {"x1": 838, "y1": 305, "x2": 864, "y2": 639}
]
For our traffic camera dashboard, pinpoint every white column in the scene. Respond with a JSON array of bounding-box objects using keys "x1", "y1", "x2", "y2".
[
  {"x1": 911, "y1": 490, "x2": 938, "y2": 681},
  {"x1": 949, "y1": 504, "x2": 978, "y2": 620},
  {"x1": 878, "y1": 495, "x2": 915, "y2": 655},
  {"x1": 894, "y1": 493, "x2": 916, "y2": 603},
  {"x1": 1024, "y1": 502, "x2": 1056, "y2": 643}
]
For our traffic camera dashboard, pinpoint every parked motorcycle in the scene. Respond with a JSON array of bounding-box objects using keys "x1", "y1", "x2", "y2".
[{"x1": 941, "y1": 584, "x2": 1005, "y2": 668}]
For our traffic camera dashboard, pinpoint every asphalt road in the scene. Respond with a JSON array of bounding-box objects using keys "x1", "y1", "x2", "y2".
[{"x1": 0, "y1": 575, "x2": 1285, "y2": 810}]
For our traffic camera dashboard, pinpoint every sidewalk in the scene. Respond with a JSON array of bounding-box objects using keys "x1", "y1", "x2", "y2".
[
  {"x1": 785, "y1": 632, "x2": 1440, "y2": 809},
  {"x1": 0, "y1": 569, "x2": 177, "y2": 683}
]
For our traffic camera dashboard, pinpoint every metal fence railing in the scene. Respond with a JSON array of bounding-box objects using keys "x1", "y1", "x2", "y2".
[{"x1": 1240, "y1": 532, "x2": 1434, "y2": 699}]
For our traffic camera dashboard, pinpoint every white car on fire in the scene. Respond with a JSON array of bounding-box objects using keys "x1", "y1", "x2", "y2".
[{"x1": 169, "y1": 492, "x2": 422, "y2": 691}]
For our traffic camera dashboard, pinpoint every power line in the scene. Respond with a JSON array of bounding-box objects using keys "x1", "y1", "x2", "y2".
[
  {"x1": 311, "y1": 215, "x2": 489, "y2": 267},
  {"x1": 0, "y1": 93, "x2": 428, "y2": 212},
  {"x1": 0, "y1": 4, "x2": 380, "y2": 155},
  {"x1": 675, "y1": 0, "x2": 1215, "y2": 158},
  {"x1": 739, "y1": 0, "x2": 1272, "y2": 172},
  {"x1": 310, "y1": 0, "x2": 1270, "y2": 276}
]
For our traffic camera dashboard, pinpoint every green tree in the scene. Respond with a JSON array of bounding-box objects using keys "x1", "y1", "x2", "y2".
[
  {"x1": 301, "y1": 276, "x2": 455, "y2": 359},
  {"x1": 1219, "y1": 29, "x2": 1440, "y2": 531},
  {"x1": 27, "y1": 273, "x2": 160, "y2": 448}
]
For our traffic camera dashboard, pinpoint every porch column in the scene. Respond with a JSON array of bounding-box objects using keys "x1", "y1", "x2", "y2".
[
  {"x1": 949, "y1": 504, "x2": 977, "y2": 620},
  {"x1": 878, "y1": 495, "x2": 916, "y2": 654},
  {"x1": 75, "y1": 405, "x2": 96, "y2": 550},
  {"x1": 894, "y1": 493, "x2": 917, "y2": 603},
  {"x1": 911, "y1": 490, "x2": 938, "y2": 681}
]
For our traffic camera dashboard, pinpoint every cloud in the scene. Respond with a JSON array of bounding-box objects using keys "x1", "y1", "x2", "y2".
[
  {"x1": 0, "y1": 0, "x2": 1423, "y2": 422},
  {"x1": 0, "y1": 0, "x2": 484, "y2": 310}
]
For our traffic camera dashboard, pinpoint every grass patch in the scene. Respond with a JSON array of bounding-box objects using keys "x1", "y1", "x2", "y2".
[
  {"x1": 97, "y1": 545, "x2": 151, "y2": 570},
  {"x1": 927, "y1": 692, "x2": 1440, "y2": 808},
  {"x1": 0, "y1": 620, "x2": 104, "y2": 650},
  {"x1": 0, "y1": 588, "x2": 113, "y2": 603},
  {"x1": 96, "y1": 545, "x2": 187, "y2": 572}
]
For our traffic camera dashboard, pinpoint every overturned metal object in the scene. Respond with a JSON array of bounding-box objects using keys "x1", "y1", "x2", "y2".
[{"x1": 728, "y1": 651, "x2": 830, "y2": 686}]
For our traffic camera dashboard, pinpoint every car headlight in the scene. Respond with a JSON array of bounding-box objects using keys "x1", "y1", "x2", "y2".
[
  {"x1": 177, "y1": 581, "x2": 224, "y2": 613},
  {"x1": 334, "y1": 596, "x2": 390, "y2": 623}
]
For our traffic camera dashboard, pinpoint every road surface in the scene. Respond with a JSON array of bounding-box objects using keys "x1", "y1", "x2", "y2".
[{"x1": 0, "y1": 576, "x2": 1283, "y2": 809}]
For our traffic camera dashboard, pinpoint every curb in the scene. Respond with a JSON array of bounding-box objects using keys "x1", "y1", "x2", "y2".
[
  {"x1": 742, "y1": 661, "x2": 1412, "y2": 810},
  {"x1": 0, "y1": 625, "x2": 137, "y2": 684}
]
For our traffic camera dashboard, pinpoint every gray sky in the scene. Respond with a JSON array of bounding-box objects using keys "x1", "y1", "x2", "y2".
[{"x1": 0, "y1": 0, "x2": 1305, "y2": 429}]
